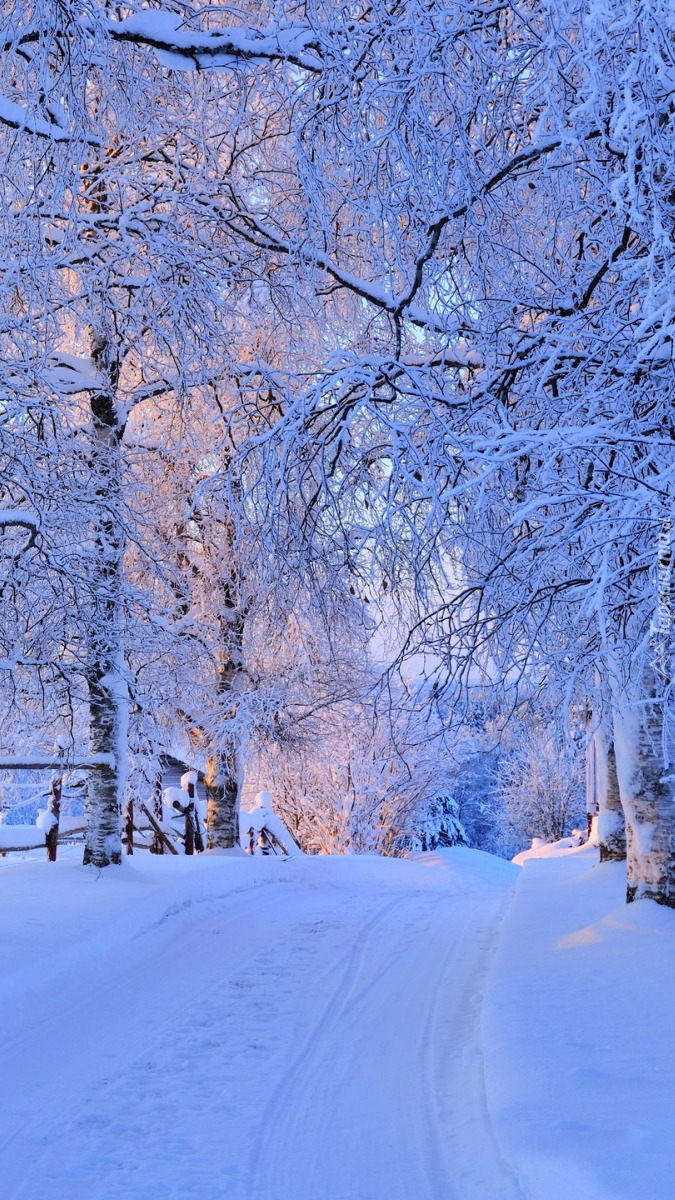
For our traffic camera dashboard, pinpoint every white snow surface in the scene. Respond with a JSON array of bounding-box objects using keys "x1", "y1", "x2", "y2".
[
  {"x1": 0, "y1": 824, "x2": 46, "y2": 850},
  {"x1": 0, "y1": 841, "x2": 670, "y2": 1199},
  {"x1": 0, "y1": 847, "x2": 517, "y2": 1200},
  {"x1": 484, "y1": 841, "x2": 675, "y2": 1200}
]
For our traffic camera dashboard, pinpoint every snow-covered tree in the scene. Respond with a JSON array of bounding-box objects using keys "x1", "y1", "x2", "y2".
[
  {"x1": 490, "y1": 727, "x2": 586, "y2": 859},
  {"x1": 0, "y1": 3, "x2": 265, "y2": 862},
  {"x1": 2, "y1": 0, "x2": 674, "y2": 897},
  {"x1": 409, "y1": 792, "x2": 466, "y2": 854},
  {"x1": 255, "y1": 674, "x2": 459, "y2": 857},
  {"x1": 220, "y1": 0, "x2": 675, "y2": 902}
]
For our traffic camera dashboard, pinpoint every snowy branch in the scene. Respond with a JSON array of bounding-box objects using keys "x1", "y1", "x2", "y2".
[
  {"x1": 0, "y1": 755, "x2": 116, "y2": 771},
  {"x1": 106, "y1": 12, "x2": 322, "y2": 73},
  {"x1": 0, "y1": 510, "x2": 40, "y2": 532},
  {"x1": 0, "y1": 96, "x2": 100, "y2": 146}
]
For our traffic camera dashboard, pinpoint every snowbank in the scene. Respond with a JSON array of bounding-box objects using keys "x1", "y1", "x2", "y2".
[
  {"x1": 484, "y1": 842, "x2": 675, "y2": 1199},
  {"x1": 512, "y1": 833, "x2": 585, "y2": 865},
  {"x1": 413, "y1": 845, "x2": 520, "y2": 890}
]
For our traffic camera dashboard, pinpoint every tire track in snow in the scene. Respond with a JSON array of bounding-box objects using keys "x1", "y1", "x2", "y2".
[
  {"x1": 246, "y1": 892, "x2": 410, "y2": 1200},
  {"x1": 246, "y1": 892, "x2": 458, "y2": 1200},
  {"x1": 247, "y1": 890, "x2": 524, "y2": 1200},
  {"x1": 429, "y1": 894, "x2": 526, "y2": 1200}
]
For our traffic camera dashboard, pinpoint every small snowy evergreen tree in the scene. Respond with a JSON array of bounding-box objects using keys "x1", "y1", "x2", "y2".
[{"x1": 412, "y1": 792, "x2": 467, "y2": 853}]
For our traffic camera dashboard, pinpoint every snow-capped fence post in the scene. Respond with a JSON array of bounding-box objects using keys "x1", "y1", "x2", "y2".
[
  {"x1": 184, "y1": 800, "x2": 195, "y2": 856},
  {"x1": 151, "y1": 771, "x2": 163, "y2": 855},
  {"x1": 193, "y1": 806, "x2": 205, "y2": 853},
  {"x1": 124, "y1": 797, "x2": 134, "y2": 855},
  {"x1": 180, "y1": 771, "x2": 201, "y2": 855},
  {"x1": 186, "y1": 775, "x2": 204, "y2": 854},
  {"x1": 45, "y1": 748, "x2": 63, "y2": 863}
]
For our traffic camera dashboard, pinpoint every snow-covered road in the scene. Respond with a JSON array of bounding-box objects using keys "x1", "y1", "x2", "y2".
[{"x1": 0, "y1": 850, "x2": 520, "y2": 1200}]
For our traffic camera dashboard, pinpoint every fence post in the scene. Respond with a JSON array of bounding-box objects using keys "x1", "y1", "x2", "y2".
[
  {"x1": 152, "y1": 770, "x2": 164, "y2": 854},
  {"x1": 46, "y1": 750, "x2": 63, "y2": 862},
  {"x1": 124, "y1": 796, "x2": 134, "y2": 854},
  {"x1": 184, "y1": 787, "x2": 195, "y2": 855},
  {"x1": 186, "y1": 777, "x2": 204, "y2": 853}
]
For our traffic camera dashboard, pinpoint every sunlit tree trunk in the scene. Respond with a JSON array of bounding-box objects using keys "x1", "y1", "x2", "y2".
[{"x1": 205, "y1": 746, "x2": 240, "y2": 849}]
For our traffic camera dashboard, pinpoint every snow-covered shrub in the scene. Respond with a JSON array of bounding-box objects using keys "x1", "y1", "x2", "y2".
[
  {"x1": 489, "y1": 729, "x2": 585, "y2": 859},
  {"x1": 252, "y1": 692, "x2": 458, "y2": 857}
]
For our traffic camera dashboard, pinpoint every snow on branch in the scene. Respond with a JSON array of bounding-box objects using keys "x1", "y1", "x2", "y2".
[
  {"x1": 227, "y1": 212, "x2": 457, "y2": 339},
  {"x1": 0, "y1": 96, "x2": 100, "y2": 146},
  {"x1": 0, "y1": 755, "x2": 116, "y2": 771},
  {"x1": 45, "y1": 353, "x2": 105, "y2": 395},
  {"x1": 107, "y1": 11, "x2": 322, "y2": 73},
  {"x1": 0, "y1": 510, "x2": 40, "y2": 531}
]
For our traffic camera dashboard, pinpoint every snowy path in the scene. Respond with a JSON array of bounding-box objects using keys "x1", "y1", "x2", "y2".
[
  {"x1": 0, "y1": 850, "x2": 520, "y2": 1200},
  {"x1": 246, "y1": 890, "x2": 520, "y2": 1200}
]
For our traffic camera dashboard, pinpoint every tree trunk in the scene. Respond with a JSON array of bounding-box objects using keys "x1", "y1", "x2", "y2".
[
  {"x1": 123, "y1": 796, "x2": 134, "y2": 855},
  {"x1": 84, "y1": 669, "x2": 125, "y2": 867},
  {"x1": 83, "y1": 323, "x2": 125, "y2": 868},
  {"x1": 151, "y1": 770, "x2": 164, "y2": 854},
  {"x1": 203, "y1": 593, "x2": 246, "y2": 850},
  {"x1": 585, "y1": 707, "x2": 599, "y2": 839},
  {"x1": 592, "y1": 718, "x2": 626, "y2": 863},
  {"x1": 205, "y1": 748, "x2": 240, "y2": 849},
  {"x1": 612, "y1": 664, "x2": 675, "y2": 905}
]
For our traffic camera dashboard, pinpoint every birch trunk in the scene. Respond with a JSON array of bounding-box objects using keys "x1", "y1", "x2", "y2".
[
  {"x1": 85, "y1": 675, "x2": 124, "y2": 866},
  {"x1": 592, "y1": 718, "x2": 626, "y2": 863},
  {"x1": 82, "y1": 325, "x2": 125, "y2": 868},
  {"x1": 205, "y1": 747, "x2": 240, "y2": 849},
  {"x1": 612, "y1": 665, "x2": 675, "y2": 905},
  {"x1": 204, "y1": 605, "x2": 246, "y2": 850}
]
